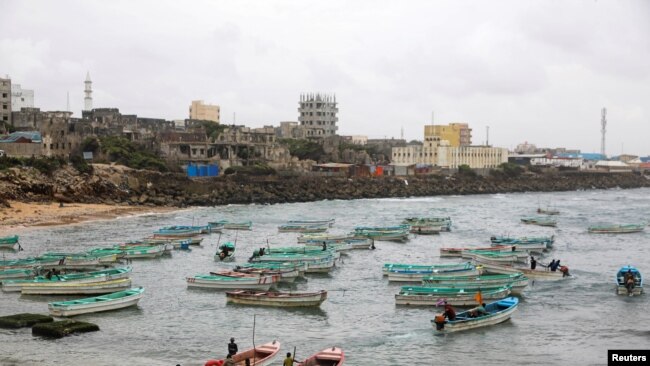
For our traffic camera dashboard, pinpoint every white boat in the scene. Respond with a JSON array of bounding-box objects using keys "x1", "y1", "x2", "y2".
[
  {"x1": 186, "y1": 272, "x2": 279, "y2": 290},
  {"x1": 297, "y1": 233, "x2": 354, "y2": 243},
  {"x1": 288, "y1": 219, "x2": 335, "y2": 227},
  {"x1": 21, "y1": 278, "x2": 133, "y2": 295},
  {"x1": 48, "y1": 287, "x2": 144, "y2": 316},
  {"x1": 432, "y1": 297, "x2": 519, "y2": 333},
  {"x1": 480, "y1": 263, "x2": 568, "y2": 281},
  {"x1": 2, "y1": 267, "x2": 132, "y2": 293},
  {"x1": 387, "y1": 266, "x2": 481, "y2": 283},
  {"x1": 226, "y1": 290, "x2": 327, "y2": 307}
]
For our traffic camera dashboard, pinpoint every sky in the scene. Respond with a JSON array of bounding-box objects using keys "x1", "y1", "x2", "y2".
[{"x1": 1, "y1": 0, "x2": 649, "y2": 155}]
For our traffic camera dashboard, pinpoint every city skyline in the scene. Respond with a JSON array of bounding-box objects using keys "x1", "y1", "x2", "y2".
[{"x1": 1, "y1": 0, "x2": 648, "y2": 155}]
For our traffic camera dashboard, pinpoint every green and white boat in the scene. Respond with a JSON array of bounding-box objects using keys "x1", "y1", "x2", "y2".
[
  {"x1": 396, "y1": 285, "x2": 512, "y2": 306},
  {"x1": 0, "y1": 235, "x2": 19, "y2": 249},
  {"x1": 520, "y1": 216, "x2": 557, "y2": 227},
  {"x1": 2, "y1": 267, "x2": 132, "y2": 293},
  {"x1": 21, "y1": 278, "x2": 133, "y2": 295},
  {"x1": 278, "y1": 224, "x2": 328, "y2": 233},
  {"x1": 209, "y1": 220, "x2": 253, "y2": 231},
  {"x1": 48, "y1": 287, "x2": 144, "y2": 317},
  {"x1": 382, "y1": 262, "x2": 473, "y2": 276},
  {"x1": 422, "y1": 273, "x2": 529, "y2": 295},
  {"x1": 0, "y1": 268, "x2": 35, "y2": 280},
  {"x1": 354, "y1": 225, "x2": 410, "y2": 242},
  {"x1": 588, "y1": 223, "x2": 646, "y2": 234},
  {"x1": 186, "y1": 272, "x2": 279, "y2": 290}
]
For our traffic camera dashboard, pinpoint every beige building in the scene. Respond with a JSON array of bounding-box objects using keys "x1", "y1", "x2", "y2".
[
  {"x1": 189, "y1": 100, "x2": 220, "y2": 123},
  {"x1": 424, "y1": 123, "x2": 472, "y2": 147},
  {"x1": 0, "y1": 77, "x2": 11, "y2": 124},
  {"x1": 392, "y1": 133, "x2": 507, "y2": 169}
]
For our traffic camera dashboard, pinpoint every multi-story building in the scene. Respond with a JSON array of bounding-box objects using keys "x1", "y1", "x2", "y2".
[
  {"x1": 392, "y1": 126, "x2": 506, "y2": 169},
  {"x1": 0, "y1": 77, "x2": 11, "y2": 124},
  {"x1": 11, "y1": 84, "x2": 34, "y2": 111},
  {"x1": 298, "y1": 93, "x2": 338, "y2": 137},
  {"x1": 424, "y1": 122, "x2": 472, "y2": 147},
  {"x1": 189, "y1": 100, "x2": 220, "y2": 123}
]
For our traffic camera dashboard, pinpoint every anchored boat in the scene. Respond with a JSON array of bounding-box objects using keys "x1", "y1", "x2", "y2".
[
  {"x1": 226, "y1": 290, "x2": 327, "y2": 307},
  {"x1": 297, "y1": 347, "x2": 345, "y2": 366},
  {"x1": 520, "y1": 216, "x2": 557, "y2": 227},
  {"x1": 396, "y1": 286, "x2": 511, "y2": 306},
  {"x1": 616, "y1": 265, "x2": 643, "y2": 296},
  {"x1": 0, "y1": 235, "x2": 19, "y2": 249},
  {"x1": 205, "y1": 340, "x2": 281, "y2": 366},
  {"x1": 186, "y1": 272, "x2": 279, "y2": 290},
  {"x1": 48, "y1": 287, "x2": 144, "y2": 316},
  {"x1": 588, "y1": 224, "x2": 645, "y2": 234},
  {"x1": 215, "y1": 242, "x2": 236, "y2": 262}
]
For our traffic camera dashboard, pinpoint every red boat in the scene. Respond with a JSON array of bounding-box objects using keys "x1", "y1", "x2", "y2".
[{"x1": 298, "y1": 347, "x2": 344, "y2": 366}]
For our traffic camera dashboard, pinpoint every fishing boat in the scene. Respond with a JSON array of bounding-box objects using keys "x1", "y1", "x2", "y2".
[
  {"x1": 0, "y1": 257, "x2": 64, "y2": 270},
  {"x1": 297, "y1": 233, "x2": 355, "y2": 243},
  {"x1": 422, "y1": 273, "x2": 529, "y2": 295},
  {"x1": 48, "y1": 287, "x2": 144, "y2": 316},
  {"x1": 409, "y1": 224, "x2": 442, "y2": 235},
  {"x1": 387, "y1": 265, "x2": 482, "y2": 282},
  {"x1": 616, "y1": 265, "x2": 643, "y2": 296},
  {"x1": 251, "y1": 250, "x2": 337, "y2": 263},
  {"x1": 2, "y1": 267, "x2": 132, "y2": 293},
  {"x1": 236, "y1": 262, "x2": 306, "y2": 282},
  {"x1": 297, "y1": 347, "x2": 345, "y2": 366},
  {"x1": 403, "y1": 217, "x2": 452, "y2": 231},
  {"x1": 395, "y1": 286, "x2": 511, "y2": 306},
  {"x1": 480, "y1": 262, "x2": 568, "y2": 281},
  {"x1": 226, "y1": 290, "x2": 327, "y2": 307},
  {"x1": 353, "y1": 226, "x2": 410, "y2": 242},
  {"x1": 465, "y1": 251, "x2": 529, "y2": 264},
  {"x1": 39, "y1": 253, "x2": 119, "y2": 268},
  {"x1": 305, "y1": 238, "x2": 375, "y2": 251},
  {"x1": 118, "y1": 245, "x2": 166, "y2": 259},
  {"x1": 440, "y1": 245, "x2": 514, "y2": 258},
  {"x1": 382, "y1": 262, "x2": 473, "y2": 276},
  {"x1": 153, "y1": 226, "x2": 203, "y2": 237},
  {"x1": 209, "y1": 220, "x2": 253, "y2": 231},
  {"x1": 520, "y1": 216, "x2": 557, "y2": 227},
  {"x1": 0, "y1": 268, "x2": 35, "y2": 280},
  {"x1": 588, "y1": 224, "x2": 646, "y2": 234},
  {"x1": 145, "y1": 236, "x2": 204, "y2": 246},
  {"x1": 215, "y1": 242, "x2": 236, "y2": 262},
  {"x1": 288, "y1": 219, "x2": 335, "y2": 227},
  {"x1": 21, "y1": 278, "x2": 133, "y2": 295},
  {"x1": 278, "y1": 224, "x2": 328, "y2": 233},
  {"x1": 490, "y1": 235, "x2": 555, "y2": 248},
  {"x1": 431, "y1": 297, "x2": 519, "y2": 333},
  {"x1": 0, "y1": 235, "x2": 19, "y2": 249},
  {"x1": 205, "y1": 340, "x2": 281, "y2": 366},
  {"x1": 186, "y1": 272, "x2": 279, "y2": 290}
]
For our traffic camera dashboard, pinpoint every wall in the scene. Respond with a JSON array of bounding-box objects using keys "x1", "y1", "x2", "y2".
[
  {"x1": 11, "y1": 84, "x2": 34, "y2": 110},
  {"x1": 0, "y1": 142, "x2": 42, "y2": 157}
]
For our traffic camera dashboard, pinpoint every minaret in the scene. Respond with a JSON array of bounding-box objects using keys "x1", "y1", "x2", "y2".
[{"x1": 84, "y1": 72, "x2": 93, "y2": 111}]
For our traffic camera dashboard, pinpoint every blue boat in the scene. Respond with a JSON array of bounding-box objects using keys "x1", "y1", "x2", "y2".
[
  {"x1": 616, "y1": 265, "x2": 643, "y2": 296},
  {"x1": 431, "y1": 297, "x2": 519, "y2": 333}
]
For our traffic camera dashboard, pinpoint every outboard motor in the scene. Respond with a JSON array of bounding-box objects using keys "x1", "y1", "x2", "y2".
[{"x1": 434, "y1": 314, "x2": 446, "y2": 330}]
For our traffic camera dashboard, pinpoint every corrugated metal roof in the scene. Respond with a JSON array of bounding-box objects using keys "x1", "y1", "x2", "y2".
[{"x1": 0, "y1": 131, "x2": 42, "y2": 143}]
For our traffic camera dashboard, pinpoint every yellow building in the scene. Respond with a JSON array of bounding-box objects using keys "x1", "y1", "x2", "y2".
[
  {"x1": 424, "y1": 123, "x2": 471, "y2": 147},
  {"x1": 189, "y1": 100, "x2": 220, "y2": 123}
]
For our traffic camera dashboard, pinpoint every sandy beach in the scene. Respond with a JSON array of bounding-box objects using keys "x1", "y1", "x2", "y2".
[{"x1": 0, "y1": 201, "x2": 176, "y2": 236}]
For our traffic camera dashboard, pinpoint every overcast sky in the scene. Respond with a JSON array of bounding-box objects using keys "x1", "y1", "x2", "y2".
[{"x1": 1, "y1": 0, "x2": 649, "y2": 155}]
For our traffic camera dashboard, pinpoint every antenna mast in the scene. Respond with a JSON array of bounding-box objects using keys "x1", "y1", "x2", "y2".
[{"x1": 486, "y1": 126, "x2": 490, "y2": 146}]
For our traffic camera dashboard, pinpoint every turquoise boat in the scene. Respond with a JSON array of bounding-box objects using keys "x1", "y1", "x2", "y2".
[
  {"x1": 2, "y1": 267, "x2": 133, "y2": 292},
  {"x1": 0, "y1": 235, "x2": 19, "y2": 249},
  {"x1": 382, "y1": 262, "x2": 473, "y2": 276},
  {"x1": 422, "y1": 273, "x2": 529, "y2": 295},
  {"x1": 209, "y1": 220, "x2": 253, "y2": 230},
  {"x1": 215, "y1": 242, "x2": 236, "y2": 262},
  {"x1": 396, "y1": 285, "x2": 512, "y2": 306},
  {"x1": 403, "y1": 217, "x2": 452, "y2": 231},
  {"x1": 153, "y1": 226, "x2": 203, "y2": 237},
  {"x1": 520, "y1": 216, "x2": 557, "y2": 227},
  {"x1": 48, "y1": 287, "x2": 144, "y2": 316},
  {"x1": 490, "y1": 235, "x2": 554, "y2": 246},
  {"x1": 0, "y1": 268, "x2": 35, "y2": 280},
  {"x1": 589, "y1": 224, "x2": 645, "y2": 234}
]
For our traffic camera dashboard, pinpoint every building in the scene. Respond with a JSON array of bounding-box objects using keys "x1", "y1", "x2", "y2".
[
  {"x1": 341, "y1": 135, "x2": 368, "y2": 145},
  {"x1": 275, "y1": 121, "x2": 316, "y2": 139},
  {"x1": 11, "y1": 84, "x2": 34, "y2": 111},
  {"x1": 298, "y1": 93, "x2": 338, "y2": 137},
  {"x1": 424, "y1": 122, "x2": 471, "y2": 147},
  {"x1": 189, "y1": 100, "x2": 220, "y2": 123},
  {"x1": 84, "y1": 72, "x2": 93, "y2": 112},
  {"x1": 392, "y1": 126, "x2": 507, "y2": 169},
  {"x1": 0, "y1": 77, "x2": 11, "y2": 124},
  {"x1": 0, "y1": 131, "x2": 42, "y2": 157}
]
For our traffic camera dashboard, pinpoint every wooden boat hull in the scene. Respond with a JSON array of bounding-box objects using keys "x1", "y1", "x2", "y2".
[
  {"x1": 387, "y1": 268, "x2": 481, "y2": 282},
  {"x1": 206, "y1": 341, "x2": 280, "y2": 366},
  {"x1": 48, "y1": 287, "x2": 144, "y2": 316},
  {"x1": 2, "y1": 269, "x2": 132, "y2": 293},
  {"x1": 480, "y1": 263, "x2": 566, "y2": 281},
  {"x1": 396, "y1": 287, "x2": 511, "y2": 306},
  {"x1": 298, "y1": 347, "x2": 344, "y2": 366},
  {"x1": 226, "y1": 290, "x2": 327, "y2": 307},
  {"x1": 432, "y1": 297, "x2": 518, "y2": 333},
  {"x1": 21, "y1": 278, "x2": 133, "y2": 295},
  {"x1": 187, "y1": 275, "x2": 279, "y2": 290}
]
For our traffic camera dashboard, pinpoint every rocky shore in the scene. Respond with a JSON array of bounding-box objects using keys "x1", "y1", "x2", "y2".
[{"x1": 1, "y1": 165, "x2": 649, "y2": 207}]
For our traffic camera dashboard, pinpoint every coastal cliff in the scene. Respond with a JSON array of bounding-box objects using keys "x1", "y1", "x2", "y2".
[{"x1": 1, "y1": 165, "x2": 649, "y2": 207}]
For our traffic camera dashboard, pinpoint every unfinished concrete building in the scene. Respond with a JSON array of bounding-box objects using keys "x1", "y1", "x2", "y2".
[{"x1": 298, "y1": 93, "x2": 338, "y2": 138}]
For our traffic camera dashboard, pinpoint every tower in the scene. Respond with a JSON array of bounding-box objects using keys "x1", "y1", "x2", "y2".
[
  {"x1": 84, "y1": 72, "x2": 93, "y2": 111},
  {"x1": 297, "y1": 93, "x2": 338, "y2": 137},
  {"x1": 600, "y1": 108, "x2": 607, "y2": 156}
]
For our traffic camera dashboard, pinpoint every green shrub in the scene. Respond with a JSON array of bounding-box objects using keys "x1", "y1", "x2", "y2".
[
  {"x1": 279, "y1": 138, "x2": 324, "y2": 161},
  {"x1": 99, "y1": 136, "x2": 168, "y2": 172},
  {"x1": 70, "y1": 154, "x2": 94, "y2": 174},
  {"x1": 457, "y1": 164, "x2": 477, "y2": 177}
]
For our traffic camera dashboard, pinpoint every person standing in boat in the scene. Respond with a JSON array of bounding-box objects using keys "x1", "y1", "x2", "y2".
[
  {"x1": 530, "y1": 256, "x2": 537, "y2": 270},
  {"x1": 322, "y1": 242, "x2": 327, "y2": 251},
  {"x1": 228, "y1": 338, "x2": 238, "y2": 357},
  {"x1": 443, "y1": 303, "x2": 456, "y2": 320},
  {"x1": 624, "y1": 270, "x2": 636, "y2": 292}
]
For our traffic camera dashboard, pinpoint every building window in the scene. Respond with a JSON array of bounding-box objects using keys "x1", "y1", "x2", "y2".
[
  {"x1": 2, "y1": 104, "x2": 6, "y2": 109},
  {"x1": 2, "y1": 93, "x2": 6, "y2": 98}
]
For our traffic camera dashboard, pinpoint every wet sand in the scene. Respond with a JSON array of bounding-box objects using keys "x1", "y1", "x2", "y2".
[{"x1": 0, "y1": 201, "x2": 176, "y2": 236}]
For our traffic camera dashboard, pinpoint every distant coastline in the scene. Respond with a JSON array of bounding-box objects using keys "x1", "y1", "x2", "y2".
[{"x1": 1, "y1": 165, "x2": 649, "y2": 212}]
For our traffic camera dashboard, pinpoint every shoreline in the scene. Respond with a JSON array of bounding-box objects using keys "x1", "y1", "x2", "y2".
[{"x1": 0, "y1": 201, "x2": 178, "y2": 236}]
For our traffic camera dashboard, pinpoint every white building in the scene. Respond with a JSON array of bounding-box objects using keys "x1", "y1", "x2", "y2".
[
  {"x1": 11, "y1": 84, "x2": 34, "y2": 111},
  {"x1": 531, "y1": 156, "x2": 584, "y2": 169},
  {"x1": 392, "y1": 134, "x2": 507, "y2": 169}
]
